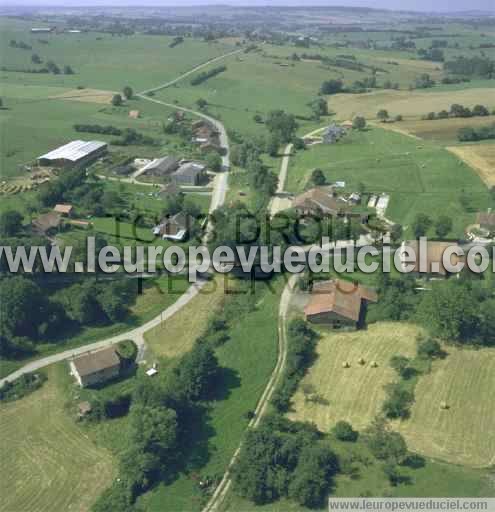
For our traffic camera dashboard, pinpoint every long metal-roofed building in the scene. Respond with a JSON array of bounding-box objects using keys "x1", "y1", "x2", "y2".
[{"x1": 38, "y1": 140, "x2": 107, "y2": 169}]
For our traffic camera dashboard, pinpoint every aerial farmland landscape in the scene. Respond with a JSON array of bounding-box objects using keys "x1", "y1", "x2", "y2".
[{"x1": 0, "y1": 2, "x2": 494, "y2": 512}]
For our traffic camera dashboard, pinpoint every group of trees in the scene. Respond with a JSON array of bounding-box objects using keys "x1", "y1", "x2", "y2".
[
  {"x1": 38, "y1": 167, "x2": 104, "y2": 215},
  {"x1": 9, "y1": 39, "x2": 32, "y2": 49},
  {"x1": 371, "y1": 273, "x2": 495, "y2": 347},
  {"x1": 230, "y1": 136, "x2": 278, "y2": 207},
  {"x1": 423, "y1": 103, "x2": 491, "y2": 121},
  {"x1": 169, "y1": 36, "x2": 184, "y2": 48},
  {"x1": 93, "y1": 332, "x2": 223, "y2": 511},
  {"x1": 265, "y1": 110, "x2": 298, "y2": 144},
  {"x1": 376, "y1": 109, "x2": 402, "y2": 123},
  {"x1": 444, "y1": 55, "x2": 495, "y2": 79},
  {"x1": 232, "y1": 416, "x2": 338, "y2": 508},
  {"x1": 74, "y1": 123, "x2": 123, "y2": 135},
  {"x1": 0, "y1": 275, "x2": 137, "y2": 357},
  {"x1": 112, "y1": 128, "x2": 158, "y2": 146},
  {"x1": 413, "y1": 73, "x2": 435, "y2": 89},
  {"x1": 411, "y1": 212, "x2": 452, "y2": 239},
  {"x1": 417, "y1": 47, "x2": 444, "y2": 62},
  {"x1": 458, "y1": 123, "x2": 495, "y2": 142},
  {"x1": 271, "y1": 319, "x2": 318, "y2": 412},
  {"x1": 190, "y1": 65, "x2": 227, "y2": 86}
]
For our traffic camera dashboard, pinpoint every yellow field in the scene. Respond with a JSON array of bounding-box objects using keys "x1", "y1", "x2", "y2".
[
  {"x1": 0, "y1": 367, "x2": 116, "y2": 512},
  {"x1": 288, "y1": 322, "x2": 420, "y2": 431},
  {"x1": 144, "y1": 277, "x2": 226, "y2": 358},
  {"x1": 446, "y1": 144, "x2": 495, "y2": 188},
  {"x1": 330, "y1": 88, "x2": 495, "y2": 122},
  {"x1": 379, "y1": 116, "x2": 495, "y2": 144},
  {"x1": 396, "y1": 345, "x2": 495, "y2": 468},
  {"x1": 51, "y1": 88, "x2": 117, "y2": 104}
]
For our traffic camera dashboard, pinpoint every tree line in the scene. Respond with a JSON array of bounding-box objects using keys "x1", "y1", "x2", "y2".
[
  {"x1": 190, "y1": 65, "x2": 227, "y2": 86},
  {"x1": 458, "y1": 123, "x2": 495, "y2": 142},
  {"x1": 422, "y1": 103, "x2": 492, "y2": 121}
]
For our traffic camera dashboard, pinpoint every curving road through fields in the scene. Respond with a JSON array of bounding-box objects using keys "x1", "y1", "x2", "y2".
[{"x1": 0, "y1": 49, "x2": 238, "y2": 386}]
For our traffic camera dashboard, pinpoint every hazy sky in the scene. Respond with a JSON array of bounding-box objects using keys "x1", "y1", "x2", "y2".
[{"x1": 3, "y1": 0, "x2": 494, "y2": 13}]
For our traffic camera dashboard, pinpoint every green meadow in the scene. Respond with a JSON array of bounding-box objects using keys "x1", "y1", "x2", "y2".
[
  {"x1": 0, "y1": 18, "x2": 237, "y2": 91},
  {"x1": 286, "y1": 126, "x2": 492, "y2": 237}
]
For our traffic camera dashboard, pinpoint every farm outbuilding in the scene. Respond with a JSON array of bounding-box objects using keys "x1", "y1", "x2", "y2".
[
  {"x1": 138, "y1": 156, "x2": 179, "y2": 177},
  {"x1": 304, "y1": 279, "x2": 378, "y2": 328},
  {"x1": 69, "y1": 347, "x2": 121, "y2": 388},
  {"x1": 38, "y1": 140, "x2": 107, "y2": 169},
  {"x1": 171, "y1": 162, "x2": 206, "y2": 186}
]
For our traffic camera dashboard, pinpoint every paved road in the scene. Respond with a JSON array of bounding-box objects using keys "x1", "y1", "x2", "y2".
[
  {"x1": 202, "y1": 275, "x2": 297, "y2": 512},
  {"x1": 268, "y1": 126, "x2": 326, "y2": 218},
  {"x1": 0, "y1": 279, "x2": 209, "y2": 387},
  {"x1": 0, "y1": 53, "x2": 236, "y2": 385}
]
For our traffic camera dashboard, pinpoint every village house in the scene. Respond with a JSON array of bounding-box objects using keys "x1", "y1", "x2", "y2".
[
  {"x1": 139, "y1": 155, "x2": 179, "y2": 177},
  {"x1": 128, "y1": 110, "x2": 141, "y2": 119},
  {"x1": 152, "y1": 211, "x2": 193, "y2": 241},
  {"x1": 53, "y1": 204, "x2": 74, "y2": 217},
  {"x1": 292, "y1": 187, "x2": 350, "y2": 218},
  {"x1": 477, "y1": 211, "x2": 495, "y2": 234},
  {"x1": 69, "y1": 346, "x2": 121, "y2": 388},
  {"x1": 399, "y1": 240, "x2": 464, "y2": 277},
  {"x1": 304, "y1": 279, "x2": 378, "y2": 328},
  {"x1": 171, "y1": 162, "x2": 206, "y2": 186}
]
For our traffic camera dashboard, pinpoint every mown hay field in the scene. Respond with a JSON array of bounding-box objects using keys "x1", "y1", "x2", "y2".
[
  {"x1": 396, "y1": 345, "x2": 495, "y2": 468},
  {"x1": 288, "y1": 322, "x2": 420, "y2": 432},
  {"x1": 381, "y1": 116, "x2": 495, "y2": 145},
  {"x1": 330, "y1": 88, "x2": 495, "y2": 122},
  {"x1": 0, "y1": 367, "x2": 116, "y2": 512},
  {"x1": 144, "y1": 276, "x2": 226, "y2": 358},
  {"x1": 446, "y1": 143, "x2": 495, "y2": 188}
]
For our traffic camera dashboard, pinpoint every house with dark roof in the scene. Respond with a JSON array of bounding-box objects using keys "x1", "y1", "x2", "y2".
[
  {"x1": 152, "y1": 212, "x2": 193, "y2": 241},
  {"x1": 69, "y1": 346, "x2": 121, "y2": 387},
  {"x1": 139, "y1": 156, "x2": 179, "y2": 177},
  {"x1": 171, "y1": 162, "x2": 206, "y2": 186},
  {"x1": 292, "y1": 188, "x2": 349, "y2": 217},
  {"x1": 304, "y1": 279, "x2": 378, "y2": 328}
]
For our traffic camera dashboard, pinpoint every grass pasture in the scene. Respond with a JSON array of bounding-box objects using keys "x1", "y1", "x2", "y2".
[
  {"x1": 446, "y1": 144, "x2": 495, "y2": 188},
  {"x1": 287, "y1": 126, "x2": 491, "y2": 236},
  {"x1": 144, "y1": 276, "x2": 226, "y2": 359},
  {"x1": 0, "y1": 17, "x2": 236, "y2": 91},
  {"x1": 143, "y1": 279, "x2": 283, "y2": 512},
  {"x1": 0, "y1": 366, "x2": 116, "y2": 512},
  {"x1": 330, "y1": 88, "x2": 495, "y2": 122},
  {"x1": 396, "y1": 345, "x2": 495, "y2": 468},
  {"x1": 288, "y1": 322, "x2": 420, "y2": 432}
]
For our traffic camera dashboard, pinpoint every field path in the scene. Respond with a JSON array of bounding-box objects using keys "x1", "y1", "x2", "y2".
[
  {"x1": 139, "y1": 48, "x2": 243, "y2": 96},
  {"x1": 0, "y1": 55, "x2": 236, "y2": 386},
  {"x1": 201, "y1": 275, "x2": 296, "y2": 512},
  {"x1": 268, "y1": 126, "x2": 326, "y2": 217}
]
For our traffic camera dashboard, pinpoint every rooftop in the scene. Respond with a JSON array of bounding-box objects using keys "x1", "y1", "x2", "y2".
[
  {"x1": 71, "y1": 346, "x2": 120, "y2": 377},
  {"x1": 304, "y1": 279, "x2": 378, "y2": 322},
  {"x1": 38, "y1": 140, "x2": 107, "y2": 163}
]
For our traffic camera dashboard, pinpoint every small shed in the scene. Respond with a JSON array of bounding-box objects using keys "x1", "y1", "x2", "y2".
[{"x1": 129, "y1": 110, "x2": 140, "y2": 119}]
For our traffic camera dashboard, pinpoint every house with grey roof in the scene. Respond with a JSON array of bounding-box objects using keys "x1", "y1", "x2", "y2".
[
  {"x1": 171, "y1": 162, "x2": 206, "y2": 186},
  {"x1": 69, "y1": 346, "x2": 121, "y2": 388}
]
